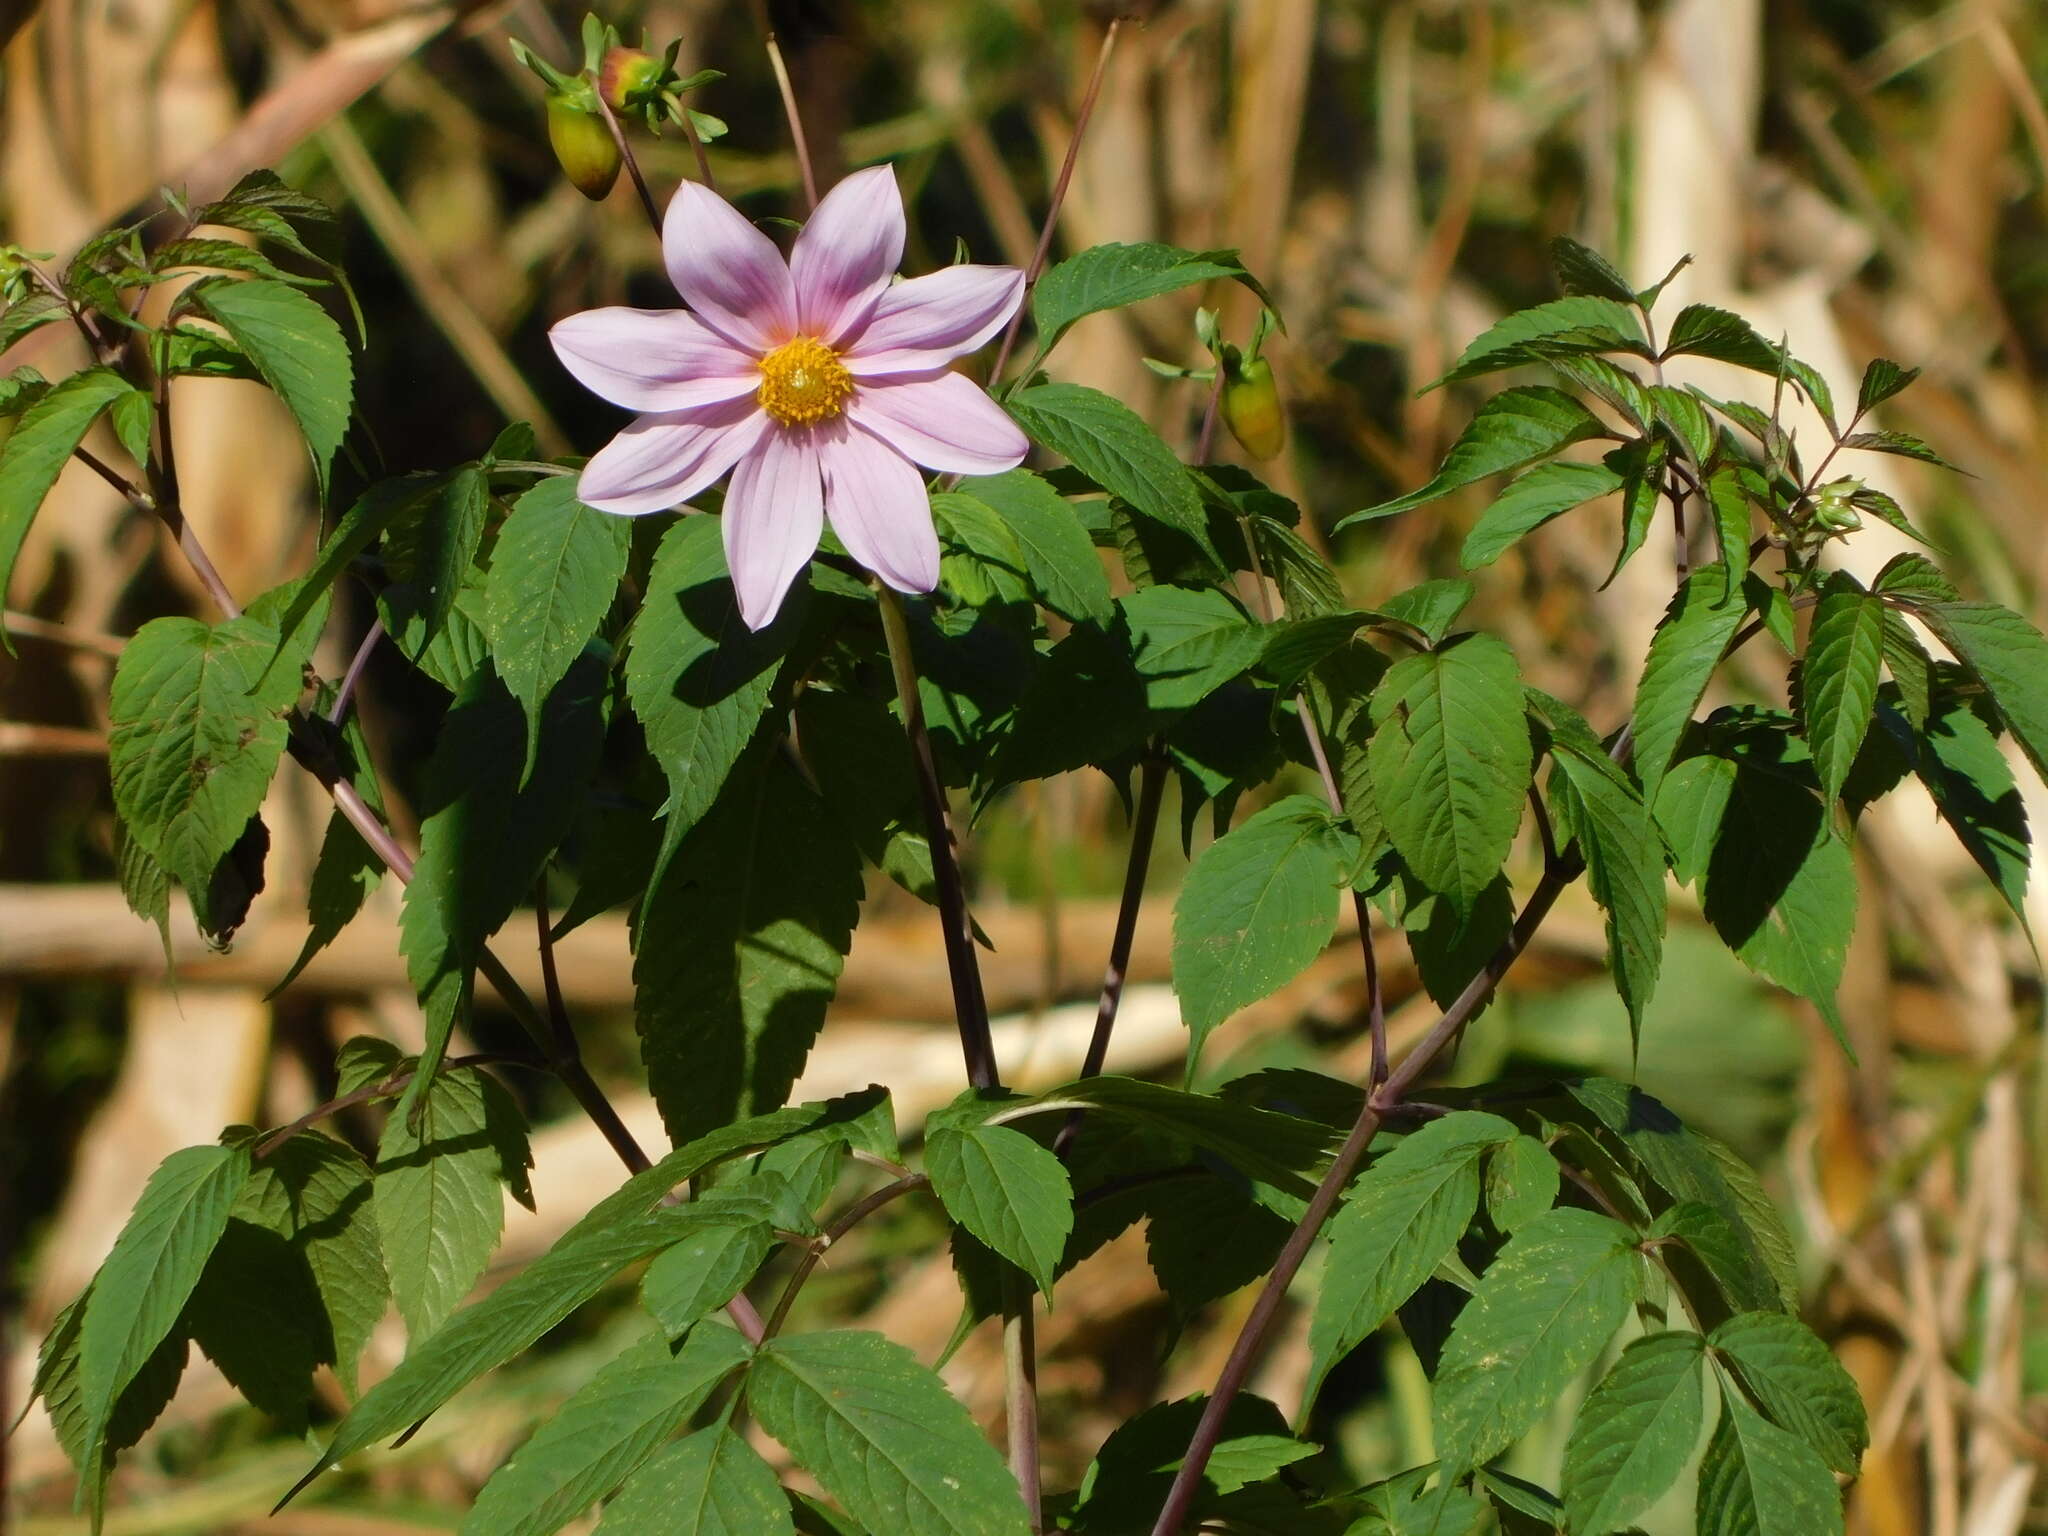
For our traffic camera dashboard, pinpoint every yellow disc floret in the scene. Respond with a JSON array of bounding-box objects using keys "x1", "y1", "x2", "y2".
[{"x1": 756, "y1": 336, "x2": 854, "y2": 427}]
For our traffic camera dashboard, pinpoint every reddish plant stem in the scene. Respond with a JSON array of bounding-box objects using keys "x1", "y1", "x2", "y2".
[
  {"x1": 592, "y1": 88, "x2": 663, "y2": 237},
  {"x1": 761, "y1": 1173, "x2": 931, "y2": 1341},
  {"x1": 988, "y1": 17, "x2": 1124, "y2": 386},
  {"x1": 328, "y1": 619, "x2": 383, "y2": 725},
  {"x1": 1054, "y1": 746, "x2": 1168, "y2": 1161}
]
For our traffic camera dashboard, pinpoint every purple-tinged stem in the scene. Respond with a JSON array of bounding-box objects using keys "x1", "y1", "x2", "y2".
[
  {"x1": 328, "y1": 619, "x2": 384, "y2": 725},
  {"x1": 592, "y1": 88, "x2": 663, "y2": 237},
  {"x1": 988, "y1": 17, "x2": 1124, "y2": 386}
]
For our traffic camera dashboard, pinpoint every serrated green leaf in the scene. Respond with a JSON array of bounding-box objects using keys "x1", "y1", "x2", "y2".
[
  {"x1": 1017, "y1": 1075, "x2": 1335, "y2": 1197},
  {"x1": 1706, "y1": 467, "x2": 1752, "y2": 604},
  {"x1": 1839, "y1": 429, "x2": 1956, "y2": 470},
  {"x1": 1549, "y1": 742, "x2": 1667, "y2": 1043},
  {"x1": 635, "y1": 752, "x2": 861, "y2": 1144},
  {"x1": 1341, "y1": 388, "x2": 1607, "y2": 528},
  {"x1": 1549, "y1": 238, "x2": 1638, "y2": 305},
  {"x1": 626, "y1": 515, "x2": 797, "y2": 887},
  {"x1": 1374, "y1": 578, "x2": 1475, "y2": 646},
  {"x1": 1305, "y1": 1113, "x2": 1516, "y2": 1404},
  {"x1": 1702, "y1": 763, "x2": 1856, "y2": 1051},
  {"x1": 1648, "y1": 1200, "x2": 1773, "y2": 1316},
  {"x1": 1009, "y1": 383, "x2": 1216, "y2": 565},
  {"x1": 1171, "y1": 795, "x2": 1349, "y2": 1063},
  {"x1": 1461, "y1": 460, "x2": 1623, "y2": 570},
  {"x1": 1142, "y1": 1172, "x2": 1292, "y2": 1314},
  {"x1": 35, "y1": 1291, "x2": 188, "y2": 1512},
  {"x1": 78, "y1": 1144, "x2": 250, "y2": 1474},
  {"x1": 484, "y1": 476, "x2": 630, "y2": 776},
  {"x1": 1369, "y1": 633, "x2": 1531, "y2": 915},
  {"x1": 953, "y1": 469, "x2": 1114, "y2": 623},
  {"x1": 1691, "y1": 1132, "x2": 1800, "y2": 1310},
  {"x1": 1913, "y1": 601, "x2": 2048, "y2": 786},
  {"x1": 598, "y1": 1417, "x2": 794, "y2": 1534},
  {"x1": 186, "y1": 279, "x2": 351, "y2": 498},
  {"x1": 397, "y1": 655, "x2": 606, "y2": 1110},
  {"x1": 107, "y1": 610, "x2": 311, "y2": 938},
  {"x1": 926, "y1": 1123, "x2": 1074, "y2": 1293},
  {"x1": 0, "y1": 368, "x2": 138, "y2": 651},
  {"x1": 375, "y1": 1066, "x2": 507, "y2": 1339},
  {"x1": 463, "y1": 1327, "x2": 753, "y2": 1536},
  {"x1": 1630, "y1": 571, "x2": 1748, "y2": 801},
  {"x1": 1433, "y1": 1207, "x2": 1642, "y2": 1471},
  {"x1": 1599, "y1": 434, "x2": 1670, "y2": 588},
  {"x1": 1561, "y1": 1331, "x2": 1705, "y2": 1535},
  {"x1": 1120, "y1": 584, "x2": 1264, "y2": 710},
  {"x1": 1072, "y1": 1394, "x2": 1314, "y2": 1531},
  {"x1": 747, "y1": 1330, "x2": 1031, "y2": 1536},
  {"x1": 242, "y1": 1131, "x2": 387, "y2": 1396},
  {"x1": 1800, "y1": 575, "x2": 1885, "y2": 811},
  {"x1": 1711, "y1": 1312, "x2": 1867, "y2": 1475},
  {"x1": 184, "y1": 1214, "x2": 327, "y2": 1430},
  {"x1": 1918, "y1": 698, "x2": 2031, "y2": 927},
  {"x1": 1661, "y1": 309, "x2": 1836, "y2": 426},
  {"x1": 639, "y1": 1190, "x2": 782, "y2": 1338},
  {"x1": 266, "y1": 472, "x2": 446, "y2": 679},
  {"x1": 1485, "y1": 1135, "x2": 1560, "y2": 1234},
  {"x1": 1855, "y1": 358, "x2": 1918, "y2": 417},
  {"x1": 1031, "y1": 242, "x2": 1270, "y2": 361},
  {"x1": 1431, "y1": 297, "x2": 1651, "y2": 389},
  {"x1": 1696, "y1": 1392, "x2": 1844, "y2": 1536}
]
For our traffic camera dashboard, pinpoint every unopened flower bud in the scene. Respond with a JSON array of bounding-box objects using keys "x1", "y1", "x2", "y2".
[
  {"x1": 601, "y1": 46, "x2": 666, "y2": 111},
  {"x1": 1222, "y1": 352, "x2": 1286, "y2": 460},
  {"x1": 1811, "y1": 475, "x2": 1864, "y2": 534},
  {"x1": 546, "y1": 94, "x2": 621, "y2": 200}
]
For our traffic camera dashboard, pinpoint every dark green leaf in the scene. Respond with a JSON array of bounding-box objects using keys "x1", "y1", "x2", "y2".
[
  {"x1": 1600, "y1": 435, "x2": 1670, "y2": 588},
  {"x1": 1340, "y1": 388, "x2": 1606, "y2": 528},
  {"x1": 639, "y1": 1189, "x2": 783, "y2": 1338},
  {"x1": 1305, "y1": 1112, "x2": 1516, "y2": 1402},
  {"x1": 0, "y1": 367, "x2": 134, "y2": 651},
  {"x1": 1461, "y1": 460, "x2": 1623, "y2": 570},
  {"x1": 1484, "y1": 1135, "x2": 1560, "y2": 1234},
  {"x1": 1018, "y1": 1075, "x2": 1335, "y2": 1196},
  {"x1": 242, "y1": 1131, "x2": 387, "y2": 1396},
  {"x1": 78, "y1": 1144, "x2": 249, "y2": 1472},
  {"x1": 1549, "y1": 238, "x2": 1637, "y2": 305},
  {"x1": 1710, "y1": 1312, "x2": 1867, "y2": 1476},
  {"x1": 927, "y1": 1123, "x2": 1074, "y2": 1293},
  {"x1": 625, "y1": 515, "x2": 797, "y2": 887},
  {"x1": 484, "y1": 475, "x2": 631, "y2": 776},
  {"x1": 186, "y1": 279, "x2": 352, "y2": 498},
  {"x1": 1696, "y1": 1392, "x2": 1844, "y2": 1536},
  {"x1": 598, "y1": 1417, "x2": 794, "y2": 1534},
  {"x1": 1839, "y1": 429, "x2": 1956, "y2": 471},
  {"x1": 1630, "y1": 571, "x2": 1748, "y2": 802},
  {"x1": 747, "y1": 1331, "x2": 1031, "y2": 1536},
  {"x1": 1800, "y1": 574, "x2": 1886, "y2": 811},
  {"x1": 1031, "y1": 242, "x2": 1271, "y2": 360},
  {"x1": 375, "y1": 1065, "x2": 508, "y2": 1339},
  {"x1": 1120, "y1": 584, "x2": 1264, "y2": 710},
  {"x1": 184, "y1": 1215, "x2": 327, "y2": 1429},
  {"x1": 1374, "y1": 578, "x2": 1475, "y2": 646},
  {"x1": 1855, "y1": 359, "x2": 1918, "y2": 417},
  {"x1": 1919, "y1": 698, "x2": 2031, "y2": 927},
  {"x1": 634, "y1": 753, "x2": 861, "y2": 1144},
  {"x1": 1009, "y1": 383, "x2": 1216, "y2": 564},
  {"x1": 1432, "y1": 297, "x2": 1650, "y2": 388},
  {"x1": 955, "y1": 470, "x2": 1115, "y2": 625},
  {"x1": 462, "y1": 1327, "x2": 753, "y2": 1536},
  {"x1": 1433, "y1": 1207, "x2": 1642, "y2": 1471},
  {"x1": 1562, "y1": 1332, "x2": 1706, "y2": 1536},
  {"x1": 1913, "y1": 601, "x2": 2048, "y2": 785},
  {"x1": 1549, "y1": 741, "x2": 1667, "y2": 1043},
  {"x1": 1171, "y1": 795, "x2": 1349, "y2": 1064},
  {"x1": 1706, "y1": 467, "x2": 1753, "y2": 604},
  {"x1": 1368, "y1": 633, "x2": 1531, "y2": 914}
]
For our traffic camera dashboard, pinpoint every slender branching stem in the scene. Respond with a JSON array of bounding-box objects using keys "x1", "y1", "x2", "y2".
[
  {"x1": 592, "y1": 88, "x2": 663, "y2": 237},
  {"x1": 1003, "y1": 1273, "x2": 1043, "y2": 1533},
  {"x1": 251, "y1": 1053, "x2": 522, "y2": 1158},
  {"x1": 72, "y1": 446, "x2": 154, "y2": 510},
  {"x1": 677, "y1": 101, "x2": 717, "y2": 192},
  {"x1": 764, "y1": 32, "x2": 819, "y2": 211},
  {"x1": 24, "y1": 257, "x2": 110, "y2": 359},
  {"x1": 874, "y1": 584, "x2": 1000, "y2": 1088},
  {"x1": 989, "y1": 17, "x2": 1123, "y2": 386},
  {"x1": 761, "y1": 1172, "x2": 932, "y2": 1340},
  {"x1": 1054, "y1": 746, "x2": 1168, "y2": 1161},
  {"x1": 328, "y1": 619, "x2": 384, "y2": 725}
]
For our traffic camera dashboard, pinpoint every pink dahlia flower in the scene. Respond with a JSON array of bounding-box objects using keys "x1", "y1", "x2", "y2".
[{"x1": 549, "y1": 165, "x2": 1030, "y2": 629}]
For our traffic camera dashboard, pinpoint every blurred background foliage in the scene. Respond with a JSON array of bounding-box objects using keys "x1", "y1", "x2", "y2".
[{"x1": 3, "y1": 0, "x2": 2046, "y2": 1531}]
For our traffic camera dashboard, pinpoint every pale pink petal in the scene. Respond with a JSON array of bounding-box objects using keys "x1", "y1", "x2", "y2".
[
  {"x1": 845, "y1": 369, "x2": 1029, "y2": 475},
  {"x1": 662, "y1": 180, "x2": 798, "y2": 353},
  {"x1": 577, "y1": 399, "x2": 769, "y2": 517},
  {"x1": 842, "y1": 266, "x2": 1025, "y2": 376},
  {"x1": 790, "y1": 166, "x2": 906, "y2": 345},
  {"x1": 722, "y1": 429, "x2": 823, "y2": 629},
  {"x1": 817, "y1": 419, "x2": 939, "y2": 593},
  {"x1": 550, "y1": 307, "x2": 761, "y2": 412}
]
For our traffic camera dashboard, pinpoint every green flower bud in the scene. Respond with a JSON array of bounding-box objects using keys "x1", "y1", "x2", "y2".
[
  {"x1": 1810, "y1": 475, "x2": 1864, "y2": 534},
  {"x1": 1222, "y1": 352, "x2": 1286, "y2": 460},
  {"x1": 601, "y1": 46, "x2": 666, "y2": 111},
  {"x1": 546, "y1": 93, "x2": 621, "y2": 200}
]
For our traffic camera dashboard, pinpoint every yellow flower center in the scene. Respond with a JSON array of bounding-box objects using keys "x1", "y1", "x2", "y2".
[{"x1": 756, "y1": 336, "x2": 853, "y2": 427}]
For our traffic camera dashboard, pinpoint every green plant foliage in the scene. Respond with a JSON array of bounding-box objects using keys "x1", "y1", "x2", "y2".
[
  {"x1": 926, "y1": 1120, "x2": 1074, "y2": 1293},
  {"x1": 1561, "y1": 1332, "x2": 1706, "y2": 1535}
]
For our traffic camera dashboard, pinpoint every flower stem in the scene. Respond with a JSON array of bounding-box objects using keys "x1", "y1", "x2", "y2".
[
  {"x1": 989, "y1": 16, "x2": 1124, "y2": 385},
  {"x1": 327, "y1": 619, "x2": 384, "y2": 725},
  {"x1": 874, "y1": 584, "x2": 999, "y2": 1089},
  {"x1": 764, "y1": 32, "x2": 819, "y2": 211},
  {"x1": 592, "y1": 87, "x2": 662, "y2": 237},
  {"x1": 1053, "y1": 746, "x2": 1167, "y2": 1159}
]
